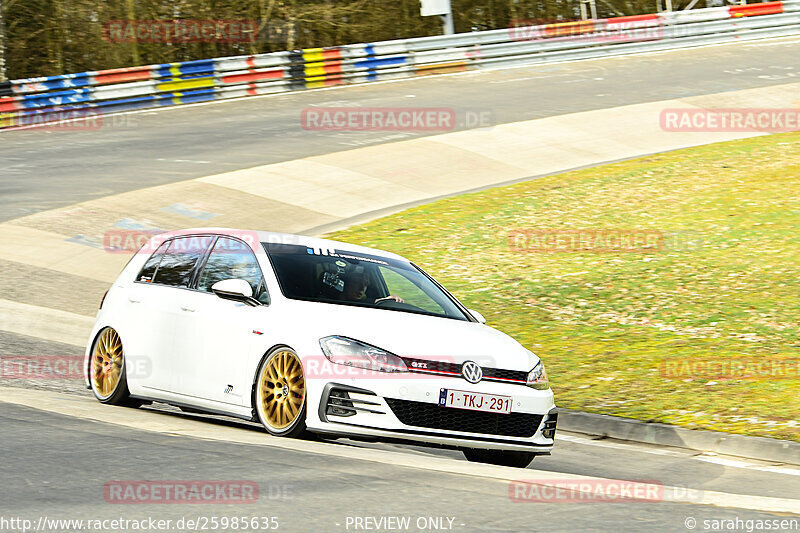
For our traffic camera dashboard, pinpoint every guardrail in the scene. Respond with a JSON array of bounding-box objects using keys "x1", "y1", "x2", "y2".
[{"x1": 1, "y1": 0, "x2": 798, "y2": 130}]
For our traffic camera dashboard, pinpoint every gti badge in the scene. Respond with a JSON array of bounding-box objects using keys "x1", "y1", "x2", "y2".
[
  {"x1": 224, "y1": 384, "x2": 234, "y2": 394},
  {"x1": 461, "y1": 361, "x2": 483, "y2": 384}
]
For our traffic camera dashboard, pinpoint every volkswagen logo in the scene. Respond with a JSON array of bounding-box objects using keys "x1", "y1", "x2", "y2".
[{"x1": 461, "y1": 361, "x2": 483, "y2": 384}]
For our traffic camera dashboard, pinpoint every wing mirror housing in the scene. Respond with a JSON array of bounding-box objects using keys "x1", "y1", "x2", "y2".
[
  {"x1": 468, "y1": 308, "x2": 487, "y2": 324},
  {"x1": 211, "y1": 279, "x2": 260, "y2": 306}
]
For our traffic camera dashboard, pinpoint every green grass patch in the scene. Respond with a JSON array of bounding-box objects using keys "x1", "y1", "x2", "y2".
[{"x1": 329, "y1": 132, "x2": 800, "y2": 441}]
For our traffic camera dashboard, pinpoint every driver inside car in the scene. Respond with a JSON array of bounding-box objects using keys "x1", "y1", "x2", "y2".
[{"x1": 339, "y1": 269, "x2": 404, "y2": 304}]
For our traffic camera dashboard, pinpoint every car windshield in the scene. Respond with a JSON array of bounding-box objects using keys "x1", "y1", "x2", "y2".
[{"x1": 263, "y1": 243, "x2": 470, "y2": 321}]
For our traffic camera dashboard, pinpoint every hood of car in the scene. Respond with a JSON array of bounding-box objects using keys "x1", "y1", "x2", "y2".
[{"x1": 287, "y1": 300, "x2": 539, "y2": 372}]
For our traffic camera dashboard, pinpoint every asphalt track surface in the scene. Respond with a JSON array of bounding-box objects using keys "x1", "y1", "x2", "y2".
[
  {"x1": 2, "y1": 37, "x2": 800, "y2": 221},
  {"x1": 2, "y1": 400, "x2": 799, "y2": 533},
  {"x1": 1, "y1": 37, "x2": 800, "y2": 532}
]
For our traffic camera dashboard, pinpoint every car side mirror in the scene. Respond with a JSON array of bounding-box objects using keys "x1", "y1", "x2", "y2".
[
  {"x1": 468, "y1": 309, "x2": 486, "y2": 324},
  {"x1": 211, "y1": 279, "x2": 260, "y2": 306}
]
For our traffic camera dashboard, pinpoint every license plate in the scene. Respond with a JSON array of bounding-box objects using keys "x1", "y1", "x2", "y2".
[{"x1": 438, "y1": 388, "x2": 512, "y2": 414}]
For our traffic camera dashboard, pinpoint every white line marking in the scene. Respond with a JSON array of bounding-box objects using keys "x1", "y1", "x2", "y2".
[
  {"x1": 155, "y1": 158, "x2": 211, "y2": 164},
  {"x1": 695, "y1": 455, "x2": 800, "y2": 477}
]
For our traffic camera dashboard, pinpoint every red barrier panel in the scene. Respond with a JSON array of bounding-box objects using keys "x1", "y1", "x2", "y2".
[
  {"x1": 730, "y1": 1, "x2": 784, "y2": 17},
  {"x1": 94, "y1": 66, "x2": 154, "y2": 85},
  {"x1": 542, "y1": 20, "x2": 597, "y2": 38},
  {"x1": 606, "y1": 14, "x2": 660, "y2": 24},
  {"x1": 220, "y1": 69, "x2": 283, "y2": 84},
  {"x1": 0, "y1": 97, "x2": 21, "y2": 113},
  {"x1": 321, "y1": 49, "x2": 343, "y2": 86}
]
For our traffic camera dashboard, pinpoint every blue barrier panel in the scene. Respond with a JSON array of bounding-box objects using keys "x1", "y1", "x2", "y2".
[
  {"x1": 14, "y1": 73, "x2": 93, "y2": 92},
  {"x1": 20, "y1": 88, "x2": 93, "y2": 109},
  {"x1": 154, "y1": 87, "x2": 217, "y2": 106},
  {"x1": 354, "y1": 44, "x2": 407, "y2": 81},
  {"x1": 155, "y1": 59, "x2": 217, "y2": 79}
]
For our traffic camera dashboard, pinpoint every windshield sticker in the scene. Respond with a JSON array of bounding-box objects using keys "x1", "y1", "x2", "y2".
[
  {"x1": 322, "y1": 271, "x2": 344, "y2": 292},
  {"x1": 305, "y1": 246, "x2": 390, "y2": 266}
]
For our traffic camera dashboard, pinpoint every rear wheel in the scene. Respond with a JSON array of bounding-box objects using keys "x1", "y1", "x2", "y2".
[
  {"x1": 90, "y1": 327, "x2": 138, "y2": 406},
  {"x1": 254, "y1": 348, "x2": 307, "y2": 438},
  {"x1": 462, "y1": 448, "x2": 536, "y2": 468}
]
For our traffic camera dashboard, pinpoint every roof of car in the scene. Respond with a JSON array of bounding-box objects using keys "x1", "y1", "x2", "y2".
[{"x1": 154, "y1": 228, "x2": 408, "y2": 262}]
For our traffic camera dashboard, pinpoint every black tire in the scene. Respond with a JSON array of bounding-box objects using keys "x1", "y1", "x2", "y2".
[
  {"x1": 89, "y1": 327, "x2": 139, "y2": 407},
  {"x1": 253, "y1": 347, "x2": 307, "y2": 438},
  {"x1": 462, "y1": 448, "x2": 536, "y2": 468}
]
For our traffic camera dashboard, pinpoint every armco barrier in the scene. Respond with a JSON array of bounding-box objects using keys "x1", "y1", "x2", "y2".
[{"x1": 1, "y1": 1, "x2": 799, "y2": 129}]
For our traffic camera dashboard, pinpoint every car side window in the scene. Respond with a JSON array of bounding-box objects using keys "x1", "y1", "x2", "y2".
[
  {"x1": 137, "y1": 240, "x2": 170, "y2": 283},
  {"x1": 198, "y1": 237, "x2": 269, "y2": 304},
  {"x1": 152, "y1": 236, "x2": 211, "y2": 288}
]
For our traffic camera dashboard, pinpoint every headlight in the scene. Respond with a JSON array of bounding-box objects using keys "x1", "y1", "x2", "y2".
[
  {"x1": 527, "y1": 361, "x2": 548, "y2": 390},
  {"x1": 319, "y1": 336, "x2": 408, "y2": 373}
]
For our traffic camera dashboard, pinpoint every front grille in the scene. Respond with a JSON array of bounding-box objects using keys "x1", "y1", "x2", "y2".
[
  {"x1": 488, "y1": 368, "x2": 528, "y2": 383},
  {"x1": 401, "y1": 357, "x2": 528, "y2": 384},
  {"x1": 385, "y1": 398, "x2": 543, "y2": 438}
]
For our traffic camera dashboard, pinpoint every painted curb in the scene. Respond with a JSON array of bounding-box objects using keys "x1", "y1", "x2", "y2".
[{"x1": 559, "y1": 409, "x2": 800, "y2": 466}]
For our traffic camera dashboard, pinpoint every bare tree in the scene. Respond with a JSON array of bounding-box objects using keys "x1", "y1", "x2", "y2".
[
  {"x1": 1, "y1": 0, "x2": 681, "y2": 79},
  {"x1": 0, "y1": 0, "x2": 6, "y2": 81}
]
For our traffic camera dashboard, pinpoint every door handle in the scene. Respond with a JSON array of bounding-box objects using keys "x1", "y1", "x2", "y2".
[
  {"x1": 128, "y1": 297, "x2": 141, "y2": 304},
  {"x1": 180, "y1": 305, "x2": 196, "y2": 312}
]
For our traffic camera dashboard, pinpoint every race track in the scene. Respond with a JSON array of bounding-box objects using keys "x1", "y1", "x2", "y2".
[{"x1": 1, "y1": 36, "x2": 799, "y2": 532}]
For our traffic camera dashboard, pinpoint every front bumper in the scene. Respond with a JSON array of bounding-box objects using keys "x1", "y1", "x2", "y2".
[{"x1": 305, "y1": 374, "x2": 557, "y2": 452}]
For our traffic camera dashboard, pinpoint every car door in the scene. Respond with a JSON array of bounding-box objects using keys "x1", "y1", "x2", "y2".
[
  {"x1": 124, "y1": 239, "x2": 179, "y2": 393},
  {"x1": 141, "y1": 235, "x2": 212, "y2": 396},
  {"x1": 173, "y1": 236, "x2": 271, "y2": 406}
]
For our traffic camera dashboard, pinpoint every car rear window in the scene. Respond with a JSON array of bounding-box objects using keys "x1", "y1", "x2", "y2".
[
  {"x1": 151, "y1": 236, "x2": 212, "y2": 288},
  {"x1": 137, "y1": 240, "x2": 170, "y2": 283}
]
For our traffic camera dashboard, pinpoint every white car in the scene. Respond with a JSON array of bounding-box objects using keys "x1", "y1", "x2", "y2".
[{"x1": 85, "y1": 228, "x2": 557, "y2": 467}]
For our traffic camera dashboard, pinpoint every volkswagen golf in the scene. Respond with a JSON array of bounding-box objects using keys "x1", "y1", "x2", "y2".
[{"x1": 85, "y1": 228, "x2": 557, "y2": 467}]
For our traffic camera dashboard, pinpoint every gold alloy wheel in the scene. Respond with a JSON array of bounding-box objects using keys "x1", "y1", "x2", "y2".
[
  {"x1": 258, "y1": 350, "x2": 305, "y2": 430},
  {"x1": 92, "y1": 328, "x2": 124, "y2": 398}
]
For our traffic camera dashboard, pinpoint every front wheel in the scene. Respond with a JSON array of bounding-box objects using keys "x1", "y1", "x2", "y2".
[
  {"x1": 90, "y1": 327, "x2": 138, "y2": 406},
  {"x1": 254, "y1": 347, "x2": 307, "y2": 438},
  {"x1": 462, "y1": 448, "x2": 536, "y2": 468}
]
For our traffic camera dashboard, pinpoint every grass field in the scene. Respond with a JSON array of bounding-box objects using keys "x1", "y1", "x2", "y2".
[{"x1": 329, "y1": 132, "x2": 800, "y2": 441}]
